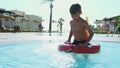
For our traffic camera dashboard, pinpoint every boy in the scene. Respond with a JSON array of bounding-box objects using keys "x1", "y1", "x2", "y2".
[{"x1": 65, "y1": 4, "x2": 94, "y2": 46}]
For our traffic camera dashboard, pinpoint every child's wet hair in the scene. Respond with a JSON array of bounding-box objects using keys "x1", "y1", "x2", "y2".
[{"x1": 70, "y1": 4, "x2": 81, "y2": 14}]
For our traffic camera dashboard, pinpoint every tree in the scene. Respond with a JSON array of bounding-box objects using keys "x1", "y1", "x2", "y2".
[
  {"x1": 115, "y1": 16, "x2": 120, "y2": 22},
  {"x1": 89, "y1": 24, "x2": 94, "y2": 29},
  {"x1": 115, "y1": 16, "x2": 120, "y2": 33},
  {"x1": 57, "y1": 18, "x2": 65, "y2": 32},
  {"x1": 41, "y1": 0, "x2": 54, "y2": 33}
]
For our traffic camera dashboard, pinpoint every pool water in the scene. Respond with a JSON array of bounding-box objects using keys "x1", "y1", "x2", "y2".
[{"x1": 0, "y1": 33, "x2": 120, "y2": 68}]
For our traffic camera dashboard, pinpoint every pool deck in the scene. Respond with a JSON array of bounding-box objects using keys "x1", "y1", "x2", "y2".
[
  {"x1": 93, "y1": 34, "x2": 120, "y2": 42},
  {"x1": 0, "y1": 33, "x2": 120, "y2": 42}
]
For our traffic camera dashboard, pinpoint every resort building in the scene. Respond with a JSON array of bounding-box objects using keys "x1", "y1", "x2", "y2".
[
  {"x1": 95, "y1": 15, "x2": 120, "y2": 33},
  {"x1": 94, "y1": 20, "x2": 104, "y2": 31},
  {"x1": 0, "y1": 9, "x2": 43, "y2": 32},
  {"x1": 24, "y1": 14, "x2": 43, "y2": 31},
  {"x1": 0, "y1": 8, "x2": 16, "y2": 31}
]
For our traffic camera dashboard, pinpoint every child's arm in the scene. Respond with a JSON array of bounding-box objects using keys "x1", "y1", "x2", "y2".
[
  {"x1": 84, "y1": 22, "x2": 94, "y2": 45},
  {"x1": 65, "y1": 21, "x2": 73, "y2": 43},
  {"x1": 67, "y1": 29, "x2": 73, "y2": 42}
]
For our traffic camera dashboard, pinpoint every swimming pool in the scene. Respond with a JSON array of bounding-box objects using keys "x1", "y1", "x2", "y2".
[{"x1": 0, "y1": 33, "x2": 120, "y2": 68}]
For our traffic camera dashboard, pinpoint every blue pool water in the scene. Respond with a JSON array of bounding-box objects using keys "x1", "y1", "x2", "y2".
[{"x1": 0, "y1": 33, "x2": 120, "y2": 68}]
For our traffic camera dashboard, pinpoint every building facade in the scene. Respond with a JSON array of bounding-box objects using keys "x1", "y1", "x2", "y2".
[
  {"x1": 0, "y1": 9, "x2": 43, "y2": 32},
  {"x1": 95, "y1": 15, "x2": 120, "y2": 33}
]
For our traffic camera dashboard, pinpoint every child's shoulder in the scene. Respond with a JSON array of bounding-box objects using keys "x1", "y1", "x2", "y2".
[
  {"x1": 80, "y1": 18, "x2": 87, "y2": 23},
  {"x1": 70, "y1": 20, "x2": 74, "y2": 24},
  {"x1": 70, "y1": 20, "x2": 74, "y2": 22},
  {"x1": 70, "y1": 20, "x2": 75, "y2": 23},
  {"x1": 79, "y1": 18, "x2": 88, "y2": 25}
]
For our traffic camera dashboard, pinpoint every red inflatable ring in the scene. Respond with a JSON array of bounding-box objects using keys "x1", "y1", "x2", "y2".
[{"x1": 58, "y1": 43, "x2": 100, "y2": 54}]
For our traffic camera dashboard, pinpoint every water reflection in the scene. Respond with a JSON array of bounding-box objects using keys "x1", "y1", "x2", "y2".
[
  {"x1": 49, "y1": 33, "x2": 52, "y2": 36},
  {"x1": 48, "y1": 33, "x2": 63, "y2": 36},
  {"x1": 66, "y1": 53, "x2": 89, "y2": 68}
]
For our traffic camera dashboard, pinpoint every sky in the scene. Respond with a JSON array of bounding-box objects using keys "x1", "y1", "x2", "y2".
[{"x1": 0, "y1": 0, "x2": 120, "y2": 31}]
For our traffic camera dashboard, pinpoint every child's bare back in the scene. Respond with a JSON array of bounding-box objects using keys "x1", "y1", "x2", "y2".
[{"x1": 70, "y1": 17, "x2": 88, "y2": 41}]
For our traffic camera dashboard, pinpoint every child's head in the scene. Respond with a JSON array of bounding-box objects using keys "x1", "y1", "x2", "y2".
[{"x1": 70, "y1": 4, "x2": 82, "y2": 20}]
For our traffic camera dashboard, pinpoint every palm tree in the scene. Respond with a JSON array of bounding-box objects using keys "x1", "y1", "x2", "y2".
[
  {"x1": 115, "y1": 16, "x2": 120, "y2": 21},
  {"x1": 41, "y1": 0, "x2": 54, "y2": 33},
  {"x1": 115, "y1": 16, "x2": 120, "y2": 33},
  {"x1": 57, "y1": 18, "x2": 64, "y2": 32},
  {"x1": 89, "y1": 24, "x2": 94, "y2": 30}
]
